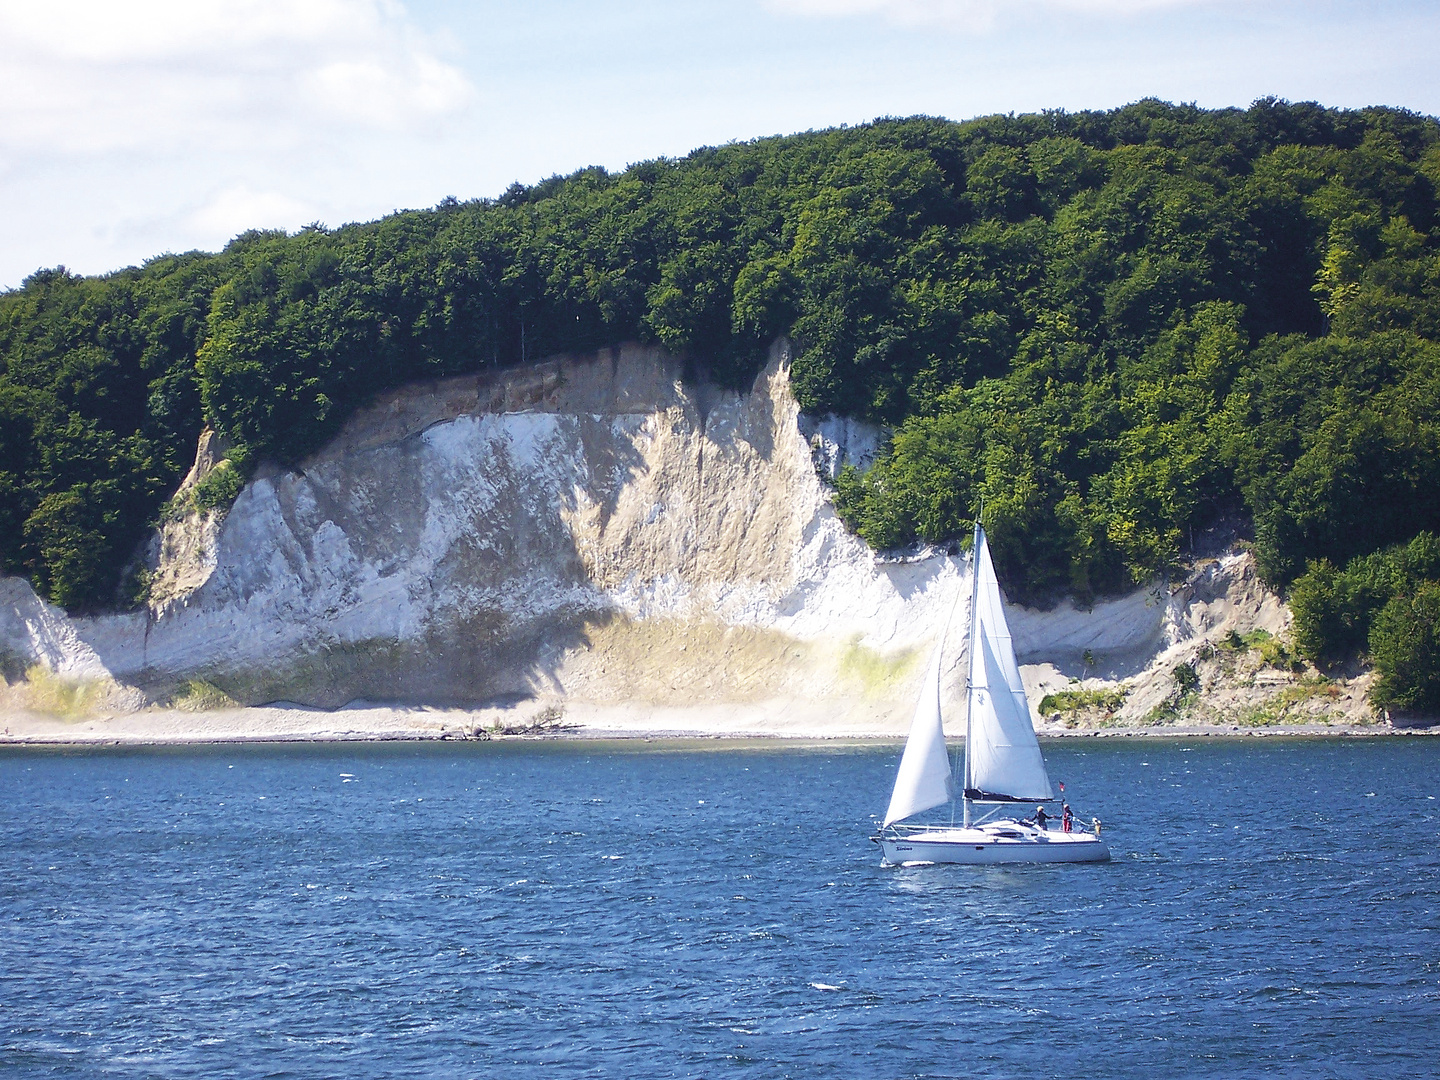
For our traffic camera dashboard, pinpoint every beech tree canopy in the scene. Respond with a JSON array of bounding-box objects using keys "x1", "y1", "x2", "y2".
[{"x1": 2, "y1": 99, "x2": 1438, "y2": 626}]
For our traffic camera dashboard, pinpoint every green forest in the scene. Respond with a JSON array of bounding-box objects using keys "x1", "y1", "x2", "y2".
[{"x1": 3, "y1": 99, "x2": 1440, "y2": 704}]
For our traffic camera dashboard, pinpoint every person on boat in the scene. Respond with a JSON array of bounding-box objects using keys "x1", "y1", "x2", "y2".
[
  {"x1": 1031, "y1": 805, "x2": 1050, "y2": 830},
  {"x1": 1062, "y1": 803, "x2": 1074, "y2": 832}
]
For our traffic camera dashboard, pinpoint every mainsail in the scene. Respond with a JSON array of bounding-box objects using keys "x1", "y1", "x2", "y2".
[
  {"x1": 964, "y1": 529, "x2": 1053, "y2": 802},
  {"x1": 880, "y1": 523, "x2": 1052, "y2": 828},
  {"x1": 882, "y1": 642, "x2": 952, "y2": 826}
]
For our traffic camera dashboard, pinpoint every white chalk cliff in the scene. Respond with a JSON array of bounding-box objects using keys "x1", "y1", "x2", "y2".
[{"x1": 0, "y1": 340, "x2": 1345, "y2": 733}]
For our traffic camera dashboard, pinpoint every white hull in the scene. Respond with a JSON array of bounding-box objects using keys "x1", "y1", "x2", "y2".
[{"x1": 877, "y1": 821, "x2": 1110, "y2": 865}]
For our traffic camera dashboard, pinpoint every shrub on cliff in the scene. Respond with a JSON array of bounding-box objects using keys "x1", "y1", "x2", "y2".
[
  {"x1": 1369, "y1": 581, "x2": 1440, "y2": 714},
  {"x1": 1291, "y1": 532, "x2": 1440, "y2": 667}
]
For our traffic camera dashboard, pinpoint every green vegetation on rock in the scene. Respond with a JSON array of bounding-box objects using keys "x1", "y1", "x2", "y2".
[
  {"x1": 1037, "y1": 685, "x2": 1128, "y2": 716},
  {"x1": 17, "y1": 665, "x2": 107, "y2": 719},
  {"x1": 169, "y1": 678, "x2": 238, "y2": 712},
  {"x1": 1292, "y1": 532, "x2": 1440, "y2": 714},
  {"x1": 1218, "y1": 627, "x2": 1303, "y2": 671},
  {"x1": 189, "y1": 461, "x2": 247, "y2": 514},
  {"x1": 839, "y1": 636, "x2": 919, "y2": 698},
  {"x1": 1235, "y1": 676, "x2": 1345, "y2": 727}
]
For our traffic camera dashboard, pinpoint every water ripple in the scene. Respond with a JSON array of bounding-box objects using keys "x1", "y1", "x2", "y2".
[{"x1": 2, "y1": 738, "x2": 1438, "y2": 1077}]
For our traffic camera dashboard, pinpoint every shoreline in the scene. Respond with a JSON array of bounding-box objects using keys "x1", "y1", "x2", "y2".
[{"x1": 1, "y1": 701, "x2": 1435, "y2": 748}]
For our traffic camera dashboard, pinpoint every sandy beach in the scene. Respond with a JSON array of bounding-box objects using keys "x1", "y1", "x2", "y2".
[{"x1": 2, "y1": 699, "x2": 1433, "y2": 746}]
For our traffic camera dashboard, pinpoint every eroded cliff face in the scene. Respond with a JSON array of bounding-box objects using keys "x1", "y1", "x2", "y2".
[
  {"x1": 0, "y1": 341, "x2": 1377, "y2": 733},
  {"x1": 0, "y1": 343, "x2": 953, "y2": 726}
]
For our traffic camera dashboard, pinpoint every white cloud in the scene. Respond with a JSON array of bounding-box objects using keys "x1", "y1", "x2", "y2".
[
  {"x1": 0, "y1": 0, "x2": 357, "y2": 62},
  {"x1": 766, "y1": 0, "x2": 1205, "y2": 31},
  {"x1": 307, "y1": 53, "x2": 473, "y2": 127},
  {"x1": 187, "y1": 185, "x2": 317, "y2": 238},
  {"x1": 0, "y1": 0, "x2": 473, "y2": 156}
]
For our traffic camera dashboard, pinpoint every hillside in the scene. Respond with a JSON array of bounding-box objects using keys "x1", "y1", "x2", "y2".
[
  {"x1": 3, "y1": 98, "x2": 1440, "y2": 707},
  {"x1": 0, "y1": 343, "x2": 1389, "y2": 739}
]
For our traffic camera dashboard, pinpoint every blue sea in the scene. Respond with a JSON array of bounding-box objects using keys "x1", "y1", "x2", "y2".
[{"x1": 2, "y1": 737, "x2": 1438, "y2": 1078}]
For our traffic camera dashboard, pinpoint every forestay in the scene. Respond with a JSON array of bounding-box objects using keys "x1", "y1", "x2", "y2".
[
  {"x1": 965, "y1": 531, "x2": 1053, "y2": 802},
  {"x1": 882, "y1": 642, "x2": 953, "y2": 826}
]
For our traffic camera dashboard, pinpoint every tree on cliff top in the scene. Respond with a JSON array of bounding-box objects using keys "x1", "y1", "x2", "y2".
[{"x1": 2, "y1": 99, "x2": 1439, "y2": 616}]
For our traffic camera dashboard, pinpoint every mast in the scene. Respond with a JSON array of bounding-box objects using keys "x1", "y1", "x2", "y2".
[{"x1": 962, "y1": 514, "x2": 983, "y2": 828}]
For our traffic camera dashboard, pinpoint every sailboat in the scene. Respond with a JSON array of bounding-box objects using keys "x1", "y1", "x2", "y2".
[{"x1": 872, "y1": 520, "x2": 1110, "y2": 865}]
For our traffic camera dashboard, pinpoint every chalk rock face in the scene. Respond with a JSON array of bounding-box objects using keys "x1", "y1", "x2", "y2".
[
  {"x1": 0, "y1": 344, "x2": 959, "y2": 721},
  {"x1": 0, "y1": 340, "x2": 1298, "y2": 730},
  {"x1": 0, "y1": 577, "x2": 112, "y2": 680}
]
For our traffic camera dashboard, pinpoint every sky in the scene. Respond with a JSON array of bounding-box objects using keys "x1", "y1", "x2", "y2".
[{"x1": 1, "y1": 0, "x2": 1438, "y2": 288}]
